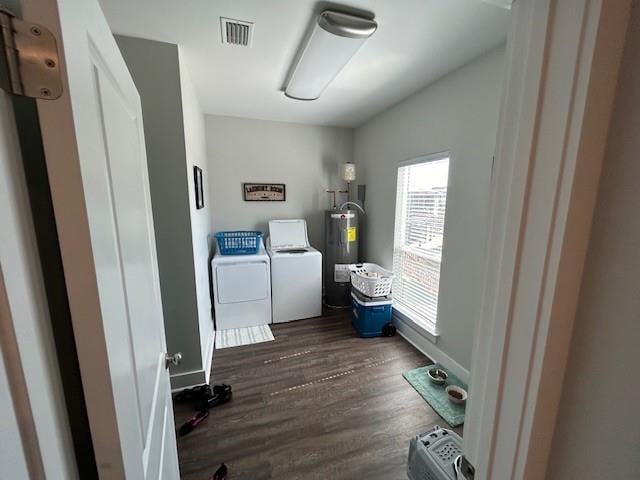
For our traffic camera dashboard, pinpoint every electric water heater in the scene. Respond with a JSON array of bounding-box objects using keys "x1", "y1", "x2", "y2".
[{"x1": 324, "y1": 209, "x2": 359, "y2": 307}]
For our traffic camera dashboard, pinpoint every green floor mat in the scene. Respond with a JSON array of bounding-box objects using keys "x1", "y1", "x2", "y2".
[{"x1": 403, "y1": 363, "x2": 467, "y2": 427}]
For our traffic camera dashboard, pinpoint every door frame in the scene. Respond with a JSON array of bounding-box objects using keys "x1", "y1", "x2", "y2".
[
  {"x1": 464, "y1": 0, "x2": 631, "y2": 478},
  {"x1": 20, "y1": 0, "x2": 179, "y2": 477},
  {"x1": 20, "y1": 0, "x2": 134, "y2": 474},
  {"x1": 11, "y1": 0, "x2": 632, "y2": 478},
  {"x1": 0, "y1": 89, "x2": 81, "y2": 479}
]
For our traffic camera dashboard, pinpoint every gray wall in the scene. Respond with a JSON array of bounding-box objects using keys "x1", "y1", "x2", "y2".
[
  {"x1": 116, "y1": 36, "x2": 211, "y2": 384},
  {"x1": 547, "y1": 8, "x2": 640, "y2": 479},
  {"x1": 205, "y1": 115, "x2": 353, "y2": 251},
  {"x1": 179, "y1": 52, "x2": 214, "y2": 366},
  {"x1": 354, "y1": 47, "x2": 505, "y2": 371}
]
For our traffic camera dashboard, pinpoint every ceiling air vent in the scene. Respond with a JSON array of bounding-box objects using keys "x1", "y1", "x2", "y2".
[{"x1": 220, "y1": 17, "x2": 254, "y2": 47}]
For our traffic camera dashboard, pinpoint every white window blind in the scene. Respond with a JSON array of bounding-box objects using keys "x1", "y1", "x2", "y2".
[{"x1": 393, "y1": 154, "x2": 450, "y2": 332}]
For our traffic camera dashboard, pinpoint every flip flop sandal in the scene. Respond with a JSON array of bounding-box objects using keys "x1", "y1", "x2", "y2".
[
  {"x1": 209, "y1": 463, "x2": 228, "y2": 480},
  {"x1": 198, "y1": 388, "x2": 233, "y2": 411},
  {"x1": 174, "y1": 384, "x2": 212, "y2": 403},
  {"x1": 177, "y1": 409, "x2": 209, "y2": 437},
  {"x1": 212, "y1": 384, "x2": 232, "y2": 396}
]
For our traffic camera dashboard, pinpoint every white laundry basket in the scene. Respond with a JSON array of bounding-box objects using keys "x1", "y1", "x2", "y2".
[{"x1": 349, "y1": 263, "x2": 395, "y2": 297}]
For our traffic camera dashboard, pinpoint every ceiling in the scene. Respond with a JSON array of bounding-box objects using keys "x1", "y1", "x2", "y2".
[{"x1": 99, "y1": 0, "x2": 510, "y2": 128}]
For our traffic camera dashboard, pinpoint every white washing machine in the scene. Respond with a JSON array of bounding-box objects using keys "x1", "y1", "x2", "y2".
[
  {"x1": 211, "y1": 238, "x2": 272, "y2": 330},
  {"x1": 267, "y1": 219, "x2": 322, "y2": 323}
]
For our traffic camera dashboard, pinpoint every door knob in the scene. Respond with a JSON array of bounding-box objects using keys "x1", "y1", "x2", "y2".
[{"x1": 165, "y1": 352, "x2": 182, "y2": 369}]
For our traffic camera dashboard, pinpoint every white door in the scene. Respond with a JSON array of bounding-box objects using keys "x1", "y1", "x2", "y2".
[{"x1": 21, "y1": 0, "x2": 180, "y2": 478}]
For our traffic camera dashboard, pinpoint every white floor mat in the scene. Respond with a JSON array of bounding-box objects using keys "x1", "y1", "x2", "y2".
[{"x1": 215, "y1": 325, "x2": 275, "y2": 349}]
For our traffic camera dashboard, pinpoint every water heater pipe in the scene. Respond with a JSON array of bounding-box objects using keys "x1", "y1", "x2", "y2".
[{"x1": 340, "y1": 201, "x2": 366, "y2": 216}]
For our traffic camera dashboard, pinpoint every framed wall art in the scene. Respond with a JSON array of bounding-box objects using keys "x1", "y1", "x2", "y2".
[{"x1": 243, "y1": 183, "x2": 286, "y2": 202}]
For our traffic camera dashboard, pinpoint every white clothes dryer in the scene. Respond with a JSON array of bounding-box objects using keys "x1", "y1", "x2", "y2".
[{"x1": 211, "y1": 238, "x2": 272, "y2": 330}]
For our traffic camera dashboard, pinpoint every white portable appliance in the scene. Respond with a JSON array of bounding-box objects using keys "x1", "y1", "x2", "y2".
[
  {"x1": 407, "y1": 426, "x2": 464, "y2": 480},
  {"x1": 267, "y1": 219, "x2": 322, "y2": 323},
  {"x1": 211, "y1": 238, "x2": 272, "y2": 330}
]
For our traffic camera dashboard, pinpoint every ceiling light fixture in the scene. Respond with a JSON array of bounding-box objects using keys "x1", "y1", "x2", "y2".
[{"x1": 284, "y1": 10, "x2": 377, "y2": 101}]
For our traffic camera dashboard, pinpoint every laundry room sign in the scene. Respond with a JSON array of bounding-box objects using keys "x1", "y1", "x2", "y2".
[{"x1": 243, "y1": 183, "x2": 286, "y2": 201}]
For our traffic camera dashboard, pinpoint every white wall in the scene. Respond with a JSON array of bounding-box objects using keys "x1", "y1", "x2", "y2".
[
  {"x1": 179, "y1": 49, "x2": 214, "y2": 372},
  {"x1": 354, "y1": 47, "x2": 505, "y2": 371},
  {"x1": 546, "y1": 8, "x2": 640, "y2": 479},
  {"x1": 205, "y1": 115, "x2": 353, "y2": 251}
]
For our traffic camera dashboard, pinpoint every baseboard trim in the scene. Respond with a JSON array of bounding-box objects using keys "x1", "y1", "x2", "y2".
[
  {"x1": 170, "y1": 327, "x2": 216, "y2": 392},
  {"x1": 170, "y1": 369, "x2": 207, "y2": 392},
  {"x1": 202, "y1": 327, "x2": 216, "y2": 385},
  {"x1": 395, "y1": 315, "x2": 470, "y2": 385}
]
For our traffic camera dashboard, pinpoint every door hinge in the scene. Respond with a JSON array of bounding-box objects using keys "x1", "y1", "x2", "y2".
[{"x1": 0, "y1": 7, "x2": 62, "y2": 99}]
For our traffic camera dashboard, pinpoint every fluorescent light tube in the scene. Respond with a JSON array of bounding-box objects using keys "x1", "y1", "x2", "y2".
[{"x1": 284, "y1": 11, "x2": 377, "y2": 101}]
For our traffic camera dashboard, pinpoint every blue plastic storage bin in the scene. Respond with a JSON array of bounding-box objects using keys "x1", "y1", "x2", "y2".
[
  {"x1": 215, "y1": 231, "x2": 262, "y2": 255},
  {"x1": 351, "y1": 291, "x2": 393, "y2": 338}
]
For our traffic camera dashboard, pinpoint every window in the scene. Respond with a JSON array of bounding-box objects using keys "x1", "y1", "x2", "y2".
[{"x1": 392, "y1": 153, "x2": 450, "y2": 333}]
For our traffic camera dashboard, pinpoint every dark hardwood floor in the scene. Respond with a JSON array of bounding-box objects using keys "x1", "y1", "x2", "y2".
[{"x1": 174, "y1": 311, "x2": 461, "y2": 480}]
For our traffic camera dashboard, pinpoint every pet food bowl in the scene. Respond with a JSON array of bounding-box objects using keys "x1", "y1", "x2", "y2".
[
  {"x1": 427, "y1": 367, "x2": 448, "y2": 385},
  {"x1": 445, "y1": 385, "x2": 468, "y2": 405}
]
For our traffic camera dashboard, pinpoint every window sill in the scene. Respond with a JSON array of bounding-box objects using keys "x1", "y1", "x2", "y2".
[{"x1": 392, "y1": 307, "x2": 439, "y2": 344}]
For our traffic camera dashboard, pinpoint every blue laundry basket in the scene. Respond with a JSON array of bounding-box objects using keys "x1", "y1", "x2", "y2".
[{"x1": 215, "y1": 231, "x2": 262, "y2": 255}]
